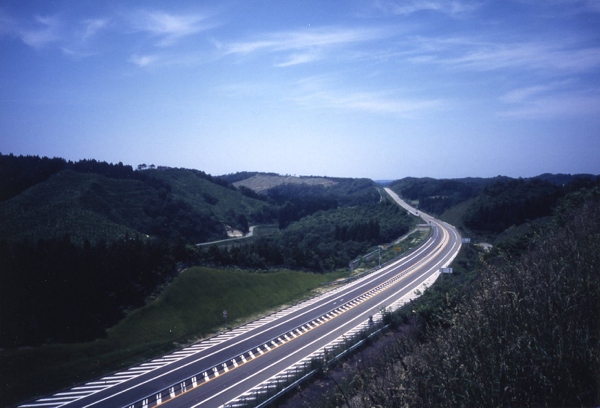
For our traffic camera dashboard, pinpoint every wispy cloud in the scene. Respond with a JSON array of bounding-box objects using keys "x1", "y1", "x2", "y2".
[
  {"x1": 406, "y1": 36, "x2": 600, "y2": 74},
  {"x1": 372, "y1": 0, "x2": 481, "y2": 16},
  {"x1": 499, "y1": 92, "x2": 600, "y2": 118},
  {"x1": 128, "y1": 54, "x2": 160, "y2": 67},
  {"x1": 224, "y1": 26, "x2": 391, "y2": 67},
  {"x1": 274, "y1": 52, "x2": 321, "y2": 67},
  {"x1": 499, "y1": 81, "x2": 600, "y2": 118},
  {"x1": 128, "y1": 10, "x2": 214, "y2": 46},
  {"x1": 0, "y1": 11, "x2": 111, "y2": 57},
  {"x1": 290, "y1": 77, "x2": 443, "y2": 116},
  {"x1": 82, "y1": 18, "x2": 109, "y2": 39},
  {"x1": 516, "y1": 0, "x2": 600, "y2": 15},
  {"x1": 4, "y1": 14, "x2": 63, "y2": 49}
]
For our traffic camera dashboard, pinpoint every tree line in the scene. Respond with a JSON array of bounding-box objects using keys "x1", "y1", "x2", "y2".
[
  {"x1": 0, "y1": 234, "x2": 194, "y2": 347},
  {"x1": 198, "y1": 201, "x2": 411, "y2": 272},
  {"x1": 464, "y1": 177, "x2": 599, "y2": 232}
]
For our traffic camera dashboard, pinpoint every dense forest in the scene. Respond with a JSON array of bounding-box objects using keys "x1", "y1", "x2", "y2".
[
  {"x1": 390, "y1": 173, "x2": 599, "y2": 234},
  {"x1": 388, "y1": 176, "x2": 509, "y2": 215},
  {"x1": 196, "y1": 200, "x2": 412, "y2": 271},
  {"x1": 463, "y1": 177, "x2": 599, "y2": 232},
  {"x1": 0, "y1": 235, "x2": 193, "y2": 347}
]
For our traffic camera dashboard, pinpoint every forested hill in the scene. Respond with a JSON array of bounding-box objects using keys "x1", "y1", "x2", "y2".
[
  {"x1": 0, "y1": 153, "x2": 272, "y2": 245},
  {"x1": 225, "y1": 172, "x2": 379, "y2": 205},
  {"x1": 389, "y1": 174, "x2": 599, "y2": 233}
]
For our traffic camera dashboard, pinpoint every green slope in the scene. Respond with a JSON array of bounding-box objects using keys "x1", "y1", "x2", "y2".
[
  {"x1": 0, "y1": 266, "x2": 343, "y2": 407},
  {"x1": 148, "y1": 168, "x2": 271, "y2": 223},
  {"x1": 0, "y1": 168, "x2": 275, "y2": 245},
  {"x1": 0, "y1": 170, "x2": 150, "y2": 244}
]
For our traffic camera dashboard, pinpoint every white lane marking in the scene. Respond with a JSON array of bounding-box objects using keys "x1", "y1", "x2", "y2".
[
  {"x1": 87, "y1": 381, "x2": 122, "y2": 385},
  {"x1": 38, "y1": 396, "x2": 79, "y2": 401},
  {"x1": 54, "y1": 391, "x2": 92, "y2": 395}
]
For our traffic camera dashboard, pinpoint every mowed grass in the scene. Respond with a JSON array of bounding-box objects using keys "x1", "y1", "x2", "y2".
[{"x1": 1, "y1": 267, "x2": 345, "y2": 407}]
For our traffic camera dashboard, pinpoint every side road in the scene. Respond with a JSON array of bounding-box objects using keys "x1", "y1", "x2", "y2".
[{"x1": 196, "y1": 226, "x2": 257, "y2": 246}]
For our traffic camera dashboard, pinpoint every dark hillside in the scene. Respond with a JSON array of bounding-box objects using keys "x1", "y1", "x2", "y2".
[
  {"x1": 0, "y1": 155, "x2": 281, "y2": 245},
  {"x1": 146, "y1": 168, "x2": 275, "y2": 231},
  {"x1": 0, "y1": 170, "x2": 226, "y2": 244},
  {"x1": 463, "y1": 177, "x2": 599, "y2": 233},
  {"x1": 389, "y1": 176, "x2": 510, "y2": 215},
  {"x1": 0, "y1": 170, "x2": 148, "y2": 244},
  {"x1": 534, "y1": 172, "x2": 597, "y2": 185}
]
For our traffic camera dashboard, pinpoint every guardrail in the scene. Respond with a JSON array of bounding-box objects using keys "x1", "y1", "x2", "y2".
[
  {"x1": 223, "y1": 307, "x2": 394, "y2": 408},
  {"x1": 320, "y1": 226, "x2": 432, "y2": 286}
]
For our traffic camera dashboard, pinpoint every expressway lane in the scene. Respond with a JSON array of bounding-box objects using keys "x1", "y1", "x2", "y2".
[{"x1": 19, "y1": 193, "x2": 460, "y2": 408}]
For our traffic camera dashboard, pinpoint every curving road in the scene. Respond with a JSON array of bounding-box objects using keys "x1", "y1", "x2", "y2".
[{"x1": 19, "y1": 191, "x2": 461, "y2": 408}]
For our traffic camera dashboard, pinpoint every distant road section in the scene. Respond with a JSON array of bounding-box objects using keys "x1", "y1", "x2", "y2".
[{"x1": 19, "y1": 192, "x2": 461, "y2": 408}]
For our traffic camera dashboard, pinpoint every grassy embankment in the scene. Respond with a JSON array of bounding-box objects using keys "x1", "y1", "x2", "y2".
[{"x1": 1, "y1": 267, "x2": 346, "y2": 407}]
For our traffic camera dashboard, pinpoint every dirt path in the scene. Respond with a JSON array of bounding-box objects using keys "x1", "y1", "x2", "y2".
[{"x1": 196, "y1": 225, "x2": 257, "y2": 247}]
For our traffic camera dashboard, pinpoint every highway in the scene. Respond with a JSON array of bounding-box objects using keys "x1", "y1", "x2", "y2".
[{"x1": 18, "y1": 191, "x2": 461, "y2": 408}]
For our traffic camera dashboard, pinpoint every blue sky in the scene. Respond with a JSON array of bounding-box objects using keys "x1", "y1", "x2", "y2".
[{"x1": 1, "y1": 0, "x2": 599, "y2": 179}]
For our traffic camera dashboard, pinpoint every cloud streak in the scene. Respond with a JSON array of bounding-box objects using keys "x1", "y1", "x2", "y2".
[
  {"x1": 373, "y1": 0, "x2": 480, "y2": 16},
  {"x1": 406, "y1": 36, "x2": 600, "y2": 74},
  {"x1": 128, "y1": 10, "x2": 214, "y2": 46},
  {"x1": 225, "y1": 26, "x2": 391, "y2": 66},
  {"x1": 291, "y1": 85, "x2": 445, "y2": 118},
  {"x1": 499, "y1": 81, "x2": 600, "y2": 118}
]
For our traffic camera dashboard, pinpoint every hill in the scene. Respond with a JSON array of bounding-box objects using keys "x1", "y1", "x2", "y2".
[
  {"x1": 0, "y1": 170, "x2": 152, "y2": 244},
  {"x1": 389, "y1": 174, "x2": 599, "y2": 237},
  {"x1": 143, "y1": 168, "x2": 274, "y2": 231},
  {"x1": 0, "y1": 156, "x2": 276, "y2": 245}
]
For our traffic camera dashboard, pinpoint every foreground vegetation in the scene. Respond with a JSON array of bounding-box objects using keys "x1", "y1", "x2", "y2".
[
  {"x1": 307, "y1": 191, "x2": 599, "y2": 408},
  {"x1": 0, "y1": 267, "x2": 344, "y2": 407}
]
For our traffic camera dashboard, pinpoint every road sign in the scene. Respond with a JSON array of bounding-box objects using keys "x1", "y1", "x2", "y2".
[
  {"x1": 440, "y1": 267, "x2": 453, "y2": 274},
  {"x1": 462, "y1": 238, "x2": 471, "y2": 244},
  {"x1": 393, "y1": 247, "x2": 402, "y2": 251},
  {"x1": 223, "y1": 309, "x2": 227, "y2": 317}
]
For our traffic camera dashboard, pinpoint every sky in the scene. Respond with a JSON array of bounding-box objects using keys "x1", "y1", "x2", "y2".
[{"x1": 1, "y1": 0, "x2": 599, "y2": 180}]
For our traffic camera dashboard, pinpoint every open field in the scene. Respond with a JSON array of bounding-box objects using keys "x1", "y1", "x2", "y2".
[{"x1": 233, "y1": 174, "x2": 337, "y2": 193}]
